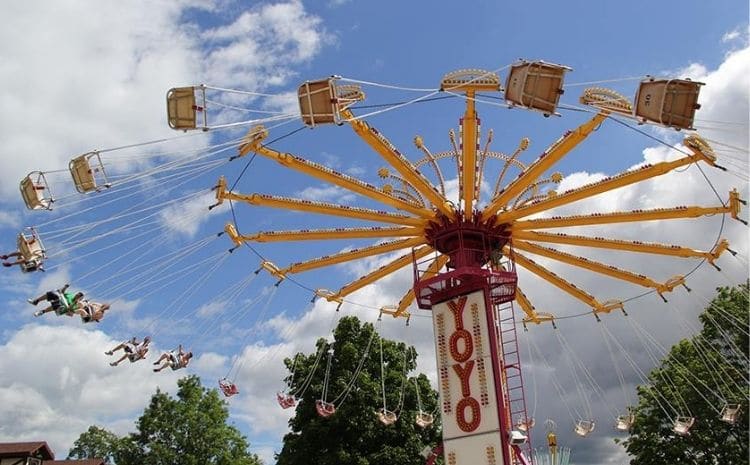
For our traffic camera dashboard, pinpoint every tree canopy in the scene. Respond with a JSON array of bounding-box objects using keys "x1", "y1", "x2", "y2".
[
  {"x1": 621, "y1": 283, "x2": 748, "y2": 464},
  {"x1": 68, "y1": 376, "x2": 262, "y2": 465},
  {"x1": 276, "y1": 315, "x2": 442, "y2": 465}
]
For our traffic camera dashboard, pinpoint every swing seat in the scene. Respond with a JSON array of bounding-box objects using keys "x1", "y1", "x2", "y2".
[
  {"x1": 515, "y1": 417, "x2": 535, "y2": 432},
  {"x1": 297, "y1": 78, "x2": 364, "y2": 127},
  {"x1": 69, "y1": 152, "x2": 110, "y2": 193},
  {"x1": 574, "y1": 419, "x2": 595, "y2": 437},
  {"x1": 720, "y1": 404, "x2": 741, "y2": 425},
  {"x1": 315, "y1": 400, "x2": 336, "y2": 418},
  {"x1": 218, "y1": 379, "x2": 239, "y2": 397},
  {"x1": 615, "y1": 413, "x2": 635, "y2": 431},
  {"x1": 672, "y1": 416, "x2": 695, "y2": 436},
  {"x1": 20, "y1": 172, "x2": 54, "y2": 210},
  {"x1": 276, "y1": 392, "x2": 296, "y2": 409},
  {"x1": 167, "y1": 87, "x2": 206, "y2": 131},
  {"x1": 17, "y1": 229, "x2": 46, "y2": 273},
  {"x1": 415, "y1": 411, "x2": 434, "y2": 428},
  {"x1": 376, "y1": 408, "x2": 398, "y2": 426},
  {"x1": 505, "y1": 60, "x2": 571, "y2": 116},
  {"x1": 634, "y1": 77, "x2": 703, "y2": 130}
]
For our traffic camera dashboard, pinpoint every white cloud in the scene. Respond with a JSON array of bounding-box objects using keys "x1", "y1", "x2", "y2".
[
  {"x1": 295, "y1": 184, "x2": 357, "y2": 203},
  {"x1": 0, "y1": 324, "x2": 180, "y2": 453}
]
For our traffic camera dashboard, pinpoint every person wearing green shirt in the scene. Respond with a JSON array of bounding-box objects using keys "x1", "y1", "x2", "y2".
[{"x1": 28, "y1": 284, "x2": 84, "y2": 317}]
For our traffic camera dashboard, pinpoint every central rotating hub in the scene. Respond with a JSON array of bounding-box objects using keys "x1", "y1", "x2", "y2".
[{"x1": 425, "y1": 210, "x2": 510, "y2": 270}]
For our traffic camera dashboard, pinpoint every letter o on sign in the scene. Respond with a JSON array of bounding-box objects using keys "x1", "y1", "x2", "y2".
[
  {"x1": 456, "y1": 397, "x2": 481, "y2": 432},
  {"x1": 449, "y1": 329, "x2": 473, "y2": 363}
]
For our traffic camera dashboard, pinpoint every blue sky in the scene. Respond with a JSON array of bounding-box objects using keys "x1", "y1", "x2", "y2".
[{"x1": 0, "y1": 1, "x2": 748, "y2": 464}]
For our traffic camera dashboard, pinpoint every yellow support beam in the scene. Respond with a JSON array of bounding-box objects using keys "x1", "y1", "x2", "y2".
[
  {"x1": 497, "y1": 148, "x2": 718, "y2": 223},
  {"x1": 341, "y1": 109, "x2": 455, "y2": 217},
  {"x1": 512, "y1": 194, "x2": 740, "y2": 230},
  {"x1": 508, "y1": 247, "x2": 604, "y2": 311},
  {"x1": 514, "y1": 240, "x2": 665, "y2": 290},
  {"x1": 461, "y1": 90, "x2": 479, "y2": 219},
  {"x1": 235, "y1": 127, "x2": 435, "y2": 218},
  {"x1": 283, "y1": 237, "x2": 426, "y2": 274},
  {"x1": 481, "y1": 112, "x2": 609, "y2": 222},
  {"x1": 333, "y1": 246, "x2": 434, "y2": 299},
  {"x1": 395, "y1": 254, "x2": 450, "y2": 316},
  {"x1": 513, "y1": 230, "x2": 730, "y2": 262},
  {"x1": 220, "y1": 190, "x2": 426, "y2": 227},
  {"x1": 236, "y1": 226, "x2": 424, "y2": 242},
  {"x1": 515, "y1": 287, "x2": 555, "y2": 325}
]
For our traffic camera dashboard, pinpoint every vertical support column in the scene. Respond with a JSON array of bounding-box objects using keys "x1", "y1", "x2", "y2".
[
  {"x1": 461, "y1": 91, "x2": 479, "y2": 220},
  {"x1": 431, "y1": 287, "x2": 512, "y2": 465}
]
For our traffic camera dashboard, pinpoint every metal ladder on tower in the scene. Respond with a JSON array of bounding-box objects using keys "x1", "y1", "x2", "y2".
[{"x1": 496, "y1": 300, "x2": 534, "y2": 465}]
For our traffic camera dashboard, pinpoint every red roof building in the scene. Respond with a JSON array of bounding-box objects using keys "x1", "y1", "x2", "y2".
[{"x1": 0, "y1": 441, "x2": 104, "y2": 465}]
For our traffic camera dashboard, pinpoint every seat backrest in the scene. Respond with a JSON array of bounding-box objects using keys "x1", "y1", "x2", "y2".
[{"x1": 167, "y1": 87, "x2": 198, "y2": 130}]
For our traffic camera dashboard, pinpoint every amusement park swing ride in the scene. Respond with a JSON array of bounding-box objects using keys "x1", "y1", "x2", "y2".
[{"x1": 9, "y1": 60, "x2": 748, "y2": 465}]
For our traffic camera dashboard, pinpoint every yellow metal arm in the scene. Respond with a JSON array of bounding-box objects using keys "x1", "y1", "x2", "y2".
[
  {"x1": 333, "y1": 246, "x2": 434, "y2": 299},
  {"x1": 514, "y1": 230, "x2": 730, "y2": 262},
  {"x1": 220, "y1": 189, "x2": 425, "y2": 227},
  {"x1": 515, "y1": 287, "x2": 555, "y2": 325},
  {"x1": 508, "y1": 247, "x2": 605, "y2": 311},
  {"x1": 236, "y1": 128, "x2": 434, "y2": 218},
  {"x1": 282, "y1": 237, "x2": 426, "y2": 274},
  {"x1": 461, "y1": 90, "x2": 478, "y2": 219},
  {"x1": 512, "y1": 192, "x2": 740, "y2": 230},
  {"x1": 498, "y1": 148, "x2": 718, "y2": 223},
  {"x1": 235, "y1": 226, "x2": 424, "y2": 242},
  {"x1": 514, "y1": 240, "x2": 666, "y2": 290},
  {"x1": 481, "y1": 112, "x2": 609, "y2": 222},
  {"x1": 394, "y1": 254, "x2": 450, "y2": 316},
  {"x1": 341, "y1": 109, "x2": 455, "y2": 217}
]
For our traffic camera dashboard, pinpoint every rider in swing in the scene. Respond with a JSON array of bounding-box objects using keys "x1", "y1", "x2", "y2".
[{"x1": 27, "y1": 284, "x2": 84, "y2": 317}]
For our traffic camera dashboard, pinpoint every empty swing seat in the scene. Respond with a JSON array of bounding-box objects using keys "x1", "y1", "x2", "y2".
[
  {"x1": 415, "y1": 411, "x2": 434, "y2": 428},
  {"x1": 376, "y1": 408, "x2": 398, "y2": 426},
  {"x1": 615, "y1": 413, "x2": 635, "y2": 431},
  {"x1": 672, "y1": 416, "x2": 695, "y2": 436},
  {"x1": 505, "y1": 60, "x2": 571, "y2": 116},
  {"x1": 297, "y1": 78, "x2": 364, "y2": 127},
  {"x1": 634, "y1": 78, "x2": 703, "y2": 130},
  {"x1": 574, "y1": 419, "x2": 595, "y2": 437},
  {"x1": 315, "y1": 400, "x2": 336, "y2": 418},
  {"x1": 515, "y1": 417, "x2": 535, "y2": 432},
  {"x1": 69, "y1": 152, "x2": 110, "y2": 193},
  {"x1": 720, "y1": 404, "x2": 741, "y2": 425},
  {"x1": 276, "y1": 392, "x2": 296, "y2": 409},
  {"x1": 167, "y1": 87, "x2": 205, "y2": 130},
  {"x1": 20, "y1": 172, "x2": 53, "y2": 210},
  {"x1": 218, "y1": 379, "x2": 239, "y2": 397}
]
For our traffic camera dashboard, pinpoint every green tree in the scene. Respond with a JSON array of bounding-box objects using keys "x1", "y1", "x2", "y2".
[
  {"x1": 622, "y1": 283, "x2": 749, "y2": 464},
  {"x1": 276, "y1": 316, "x2": 441, "y2": 465},
  {"x1": 69, "y1": 376, "x2": 262, "y2": 465},
  {"x1": 68, "y1": 425, "x2": 122, "y2": 464}
]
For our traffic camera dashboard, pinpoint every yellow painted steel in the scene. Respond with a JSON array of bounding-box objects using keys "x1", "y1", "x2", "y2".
[
  {"x1": 235, "y1": 226, "x2": 423, "y2": 242},
  {"x1": 512, "y1": 193, "x2": 740, "y2": 230},
  {"x1": 508, "y1": 247, "x2": 605, "y2": 311},
  {"x1": 380, "y1": 305, "x2": 409, "y2": 320},
  {"x1": 514, "y1": 240, "x2": 666, "y2": 290},
  {"x1": 282, "y1": 237, "x2": 426, "y2": 274},
  {"x1": 481, "y1": 112, "x2": 609, "y2": 222},
  {"x1": 258, "y1": 260, "x2": 287, "y2": 282},
  {"x1": 497, "y1": 148, "x2": 718, "y2": 223},
  {"x1": 515, "y1": 287, "x2": 554, "y2": 325},
  {"x1": 514, "y1": 230, "x2": 729, "y2": 261},
  {"x1": 461, "y1": 90, "x2": 478, "y2": 220},
  {"x1": 341, "y1": 109, "x2": 455, "y2": 217},
  {"x1": 216, "y1": 186, "x2": 425, "y2": 227},
  {"x1": 395, "y1": 254, "x2": 450, "y2": 316},
  {"x1": 333, "y1": 246, "x2": 434, "y2": 299},
  {"x1": 236, "y1": 127, "x2": 435, "y2": 218}
]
